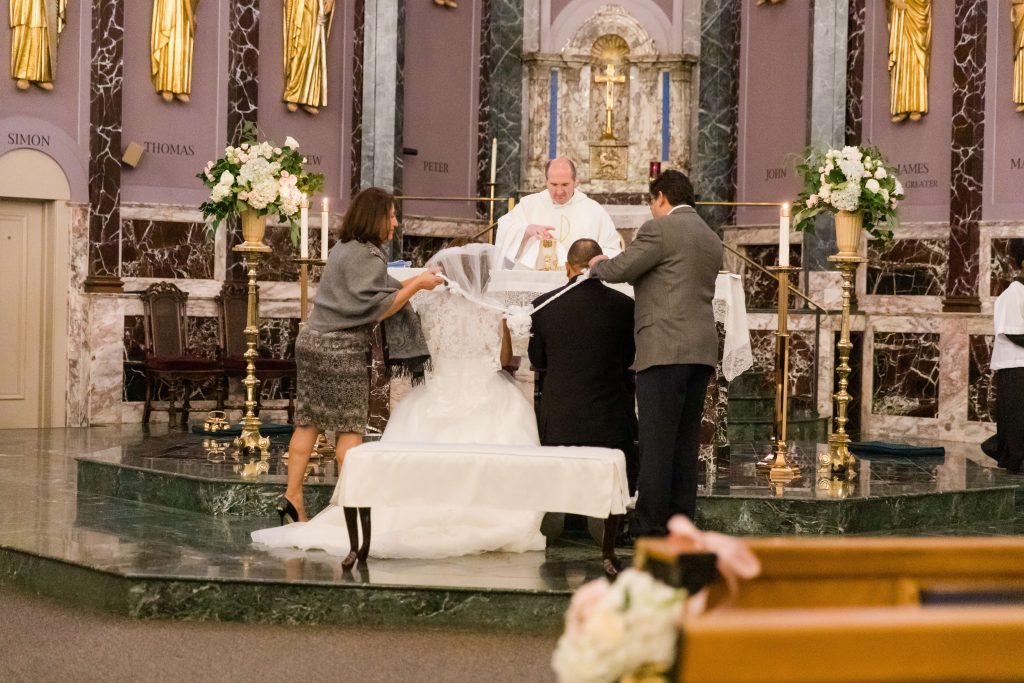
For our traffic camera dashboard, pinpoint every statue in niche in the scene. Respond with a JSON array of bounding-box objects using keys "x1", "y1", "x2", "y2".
[
  {"x1": 151, "y1": 0, "x2": 199, "y2": 103},
  {"x1": 9, "y1": 0, "x2": 66, "y2": 91},
  {"x1": 283, "y1": 0, "x2": 335, "y2": 115},
  {"x1": 1014, "y1": 0, "x2": 1024, "y2": 112},
  {"x1": 886, "y1": 0, "x2": 932, "y2": 123}
]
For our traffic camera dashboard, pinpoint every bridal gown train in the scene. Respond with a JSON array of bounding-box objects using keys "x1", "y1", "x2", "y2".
[{"x1": 251, "y1": 291, "x2": 546, "y2": 559}]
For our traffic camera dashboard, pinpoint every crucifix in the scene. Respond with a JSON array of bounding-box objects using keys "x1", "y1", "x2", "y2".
[{"x1": 595, "y1": 62, "x2": 626, "y2": 140}]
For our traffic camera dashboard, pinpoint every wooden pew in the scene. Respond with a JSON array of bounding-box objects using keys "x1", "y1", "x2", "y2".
[{"x1": 635, "y1": 536, "x2": 1024, "y2": 682}]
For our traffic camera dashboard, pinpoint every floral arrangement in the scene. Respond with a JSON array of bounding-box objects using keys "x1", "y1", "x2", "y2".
[
  {"x1": 793, "y1": 145, "x2": 904, "y2": 243},
  {"x1": 197, "y1": 124, "x2": 323, "y2": 239},
  {"x1": 551, "y1": 569, "x2": 685, "y2": 683}
]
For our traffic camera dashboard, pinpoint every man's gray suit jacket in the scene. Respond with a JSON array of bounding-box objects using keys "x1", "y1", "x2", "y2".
[{"x1": 589, "y1": 205, "x2": 723, "y2": 372}]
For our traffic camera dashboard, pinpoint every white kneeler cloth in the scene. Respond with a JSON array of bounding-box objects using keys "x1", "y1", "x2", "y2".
[{"x1": 333, "y1": 442, "x2": 631, "y2": 519}]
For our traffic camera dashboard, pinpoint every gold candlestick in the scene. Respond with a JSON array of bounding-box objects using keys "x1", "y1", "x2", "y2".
[
  {"x1": 757, "y1": 265, "x2": 801, "y2": 484},
  {"x1": 232, "y1": 242, "x2": 271, "y2": 460},
  {"x1": 826, "y1": 254, "x2": 865, "y2": 474}
]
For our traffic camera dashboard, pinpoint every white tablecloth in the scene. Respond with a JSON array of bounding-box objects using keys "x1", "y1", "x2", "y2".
[{"x1": 334, "y1": 442, "x2": 631, "y2": 518}]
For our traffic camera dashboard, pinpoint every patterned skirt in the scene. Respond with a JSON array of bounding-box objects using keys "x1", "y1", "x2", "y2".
[{"x1": 294, "y1": 324, "x2": 373, "y2": 435}]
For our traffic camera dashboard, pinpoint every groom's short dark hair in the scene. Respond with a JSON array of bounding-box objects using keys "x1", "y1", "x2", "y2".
[
  {"x1": 650, "y1": 170, "x2": 696, "y2": 208},
  {"x1": 568, "y1": 239, "x2": 602, "y2": 269}
]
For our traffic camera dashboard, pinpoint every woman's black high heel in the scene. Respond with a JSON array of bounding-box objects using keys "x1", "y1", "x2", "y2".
[
  {"x1": 276, "y1": 496, "x2": 300, "y2": 525},
  {"x1": 356, "y1": 508, "x2": 371, "y2": 563}
]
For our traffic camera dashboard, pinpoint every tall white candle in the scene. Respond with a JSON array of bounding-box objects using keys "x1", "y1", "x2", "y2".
[
  {"x1": 779, "y1": 203, "x2": 790, "y2": 267},
  {"x1": 489, "y1": 138, "x2": 497, "y2": 183},
  {"x1": 299, "y1": 194, "x2": 309, "y2": 258},
  {"x1": 321, "y1": 198, "x2": 329, "y2": 261}
]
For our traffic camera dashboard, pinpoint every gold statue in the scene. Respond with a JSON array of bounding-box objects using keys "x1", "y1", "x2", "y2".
[
  {"x1": 594, "y1": 62, "x2": 626, "y2": 140},
  {"x1": 886, "y1": 0, "x2": 932, "y2": 123},
  {"x1": 151, "y1": 0, "x2": 199, "y2": 103},
  {"x1": 283, "y1": 0, "x2": 335, "y2": 115},
  {"x1": 9, "y1": 0, "x2": 66, "y2": 91},
  {"x1": 1014, "y1": 0, "x2": 1024, "y2": 112}
]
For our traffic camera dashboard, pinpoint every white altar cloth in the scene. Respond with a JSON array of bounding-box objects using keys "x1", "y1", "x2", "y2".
[{"x1": 333, "y1": 442, "x2": 631, "y2": 519}]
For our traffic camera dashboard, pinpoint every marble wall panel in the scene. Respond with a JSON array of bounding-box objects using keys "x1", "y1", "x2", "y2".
[
  {"x1": 86, "y1": 0, "x2": 124, "y2": 288},
  {"x1": 989, "y1": 238, "x2": 1024, "y2": 296},
  {"x1": 66, "y1": 204, "x2": 92, "y2": 426},
  {"x1": 968, "y1": 334, "x2": 996, "y2": 423},
  {"x1": 120, "y1": 221, "x2": 215, "y2": 279},
  {"x1": 944, "y1": 0, "x2": 988, "y2": 310},
  {"x1": 866, "y1": 239, "x2": 948, "y2": 296},
  {"x1": 844, "y1": 0, "x2": 865, "y2": 144},
  {"x1": 694, "y1": 0, "x2": 741, "y2": 231},
  {"x1": 748, "y1": 329, "x2": 816, "y2": 404},
  {"x1": 742, "y1": 244, "x2": 803, "y2": 309},
  {"x1": 227, "y1": 0, "x2": 259, "y2": 146},
  {"x1": 871, "y1": 332, "x2": 940, "y2": 418}
]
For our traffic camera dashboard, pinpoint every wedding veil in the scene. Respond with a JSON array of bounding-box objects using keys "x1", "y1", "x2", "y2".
[{"x1": 425, "y1": 242, "x2": 499, "y2": 304}]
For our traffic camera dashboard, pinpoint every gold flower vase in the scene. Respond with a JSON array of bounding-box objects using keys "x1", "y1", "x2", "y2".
[
  {"x1": 834, "y1": 210, "x2": 864, "y2": 257},
  {"x1": 240, "y1": 209, "x2": 269, "y2": 249}
]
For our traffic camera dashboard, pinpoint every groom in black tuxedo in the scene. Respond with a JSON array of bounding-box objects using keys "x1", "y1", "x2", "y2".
[{"x1": 528, "y1": 239, "x2": 638, "y2": 492}]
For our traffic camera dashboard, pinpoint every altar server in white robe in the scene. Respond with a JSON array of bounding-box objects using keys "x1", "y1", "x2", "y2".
[{"x1": 492, "y1": 157, "x2": 622, "y2": 270}]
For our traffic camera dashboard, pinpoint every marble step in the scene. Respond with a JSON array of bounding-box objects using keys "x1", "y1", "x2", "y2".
[{"x1": 726, "y1": 414, "x2": 830, "y2": 444}]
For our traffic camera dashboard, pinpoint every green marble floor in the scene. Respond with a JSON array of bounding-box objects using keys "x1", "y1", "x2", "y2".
[{"x1": 3, "y1": 426, "x2": 1024, "y2": 630}]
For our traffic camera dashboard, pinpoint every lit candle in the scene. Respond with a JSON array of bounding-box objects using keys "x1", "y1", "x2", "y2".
[
  {"x1": 299, "y1": 194, "x2": 309, "y2": 258},
  {"x1": 779, "y1": 203, "x2": 790, "y2": 267},
  {"x1": 321, "y1": 198, "x2": 329, "y2": 261},
  {"x1": 489, "y1": 138, "x2": 497, "y2": 184}
]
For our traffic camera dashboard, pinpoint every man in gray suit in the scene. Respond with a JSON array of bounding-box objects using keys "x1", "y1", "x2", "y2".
[{"x1": 588, "y1": 170, "x2": 723, "y2": 537}]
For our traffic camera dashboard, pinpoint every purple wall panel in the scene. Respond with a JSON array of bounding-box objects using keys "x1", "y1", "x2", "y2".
[
  {"x1": 982, "y1": 6, "x2": 1024, "y2": 221},
  {"x1": 120, "y1": 0, "x2": 224, "y2": 205},
  {"x1": 401, "y1": 0, "x2": 482, "y2": 219},
  {"x1": 735, "y1": 0, "x2": 810, "y2": 225},
  {"x1": 257, "y1": 0, "x2": 354, "y2": 211},
  {"x1": 861, "y1": 0, "x2": 955, "y2": 223}
]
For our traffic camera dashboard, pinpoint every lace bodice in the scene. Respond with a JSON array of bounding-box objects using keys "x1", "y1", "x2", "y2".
[{"x1": 414, "y1": 291, "x2": 504, "y2": 375}]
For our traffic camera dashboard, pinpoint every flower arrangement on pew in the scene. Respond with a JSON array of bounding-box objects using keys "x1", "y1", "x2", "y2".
[
  {"x1": 551, "y1": 516, "x2": 761, "y2": 683},
  {"x1": 792, "y1": 145, "x2": 904, "y2": 252},
  {"x1": 197, "y1": 123, "x2": 324, "y2": 243}
]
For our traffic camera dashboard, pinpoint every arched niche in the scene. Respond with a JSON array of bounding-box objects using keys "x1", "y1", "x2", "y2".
[
  {"x1": 549, "y1": 1, "x2": 670, "y2": 56},
  {"x1": 560, "y1": 5, "x2": 661, "y2": 61},
  {"x1": 0, "y1": 148, "x2": 72, "y2": 201}
]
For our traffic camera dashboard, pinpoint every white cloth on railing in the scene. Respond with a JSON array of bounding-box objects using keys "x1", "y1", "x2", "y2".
[{"x1": 713, "y1": 272, "x2": 753, "y2": 381}]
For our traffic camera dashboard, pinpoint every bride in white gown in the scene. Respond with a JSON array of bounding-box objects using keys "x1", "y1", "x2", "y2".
[{"x1": 252, "y1": 243, "x2": 546, "y2": 559}]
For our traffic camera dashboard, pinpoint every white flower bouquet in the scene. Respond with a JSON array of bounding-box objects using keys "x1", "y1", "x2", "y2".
[
  {"x1": 197, "y1": 124, "x2": 323, "y2": 240},
  {"x1": 793, "y1": 145, "x2": 904, "y2": 244},
  {"x1": 551, "y1": 569, "x2": 684, "y2": 683}
]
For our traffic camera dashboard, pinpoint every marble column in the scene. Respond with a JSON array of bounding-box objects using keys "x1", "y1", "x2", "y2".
[
  {"x1": 85, "y1": 0, "x2": 124, "y2": 293},
  {"x1": 350, "y1": 0, "x2": 366, "y2": 196},
  {"x1": 694, "y1": 0, "x2": 741, "y2": 232},
  {"x1": 943, "y1": 0, "x2": 987, "y2": 313},
  {"x1": 227, "y1": 0, "x2": 260, "y2": 147},
  {"x1": 803, "y1": 0, "x2": 850, "y2": 271},
  {"x1": 844, "y1": 0, "x2": 866, "y2": 146},
  {"x1": 477, "y1": 0, "x2": 523, "y2": 203},
  {"x1": 225, "y1": 0, "x2": 260, "y2": 279},
  {"x1": 360, "y1": 0, "x2": 405, "y2": 256}
]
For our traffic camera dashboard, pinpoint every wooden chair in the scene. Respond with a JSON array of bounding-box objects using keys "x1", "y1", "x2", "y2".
[
  {"x1": 216, "y1": 281, "x2": 297, "y2": 422},
  {"x1": 140, "y1": 282, "x2": 223, "y2": 426}
]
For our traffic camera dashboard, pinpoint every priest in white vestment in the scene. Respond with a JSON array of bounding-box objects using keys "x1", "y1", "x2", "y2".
[{"x1": 492, "y1": 157, "x2": 622, "y2": 270}]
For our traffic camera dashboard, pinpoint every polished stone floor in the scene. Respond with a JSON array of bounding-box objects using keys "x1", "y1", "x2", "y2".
[{"x1": 2, "y1": 426, "x2": 1024, "y2": 628}]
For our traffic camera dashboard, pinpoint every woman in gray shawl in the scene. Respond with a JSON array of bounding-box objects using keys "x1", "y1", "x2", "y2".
[{"x1": 278, "y1": 187, "x2": 442, "y2": 525}]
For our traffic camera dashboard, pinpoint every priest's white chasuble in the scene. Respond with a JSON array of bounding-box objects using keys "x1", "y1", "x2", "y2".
[{"x1": 492, "y1": 190, "x2": 622, "y2": 270}]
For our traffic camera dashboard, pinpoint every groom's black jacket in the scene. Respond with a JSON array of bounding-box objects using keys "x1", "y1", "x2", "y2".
[{"x1": 528, "y1": 277, "x2": 637, "y2": 446}]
